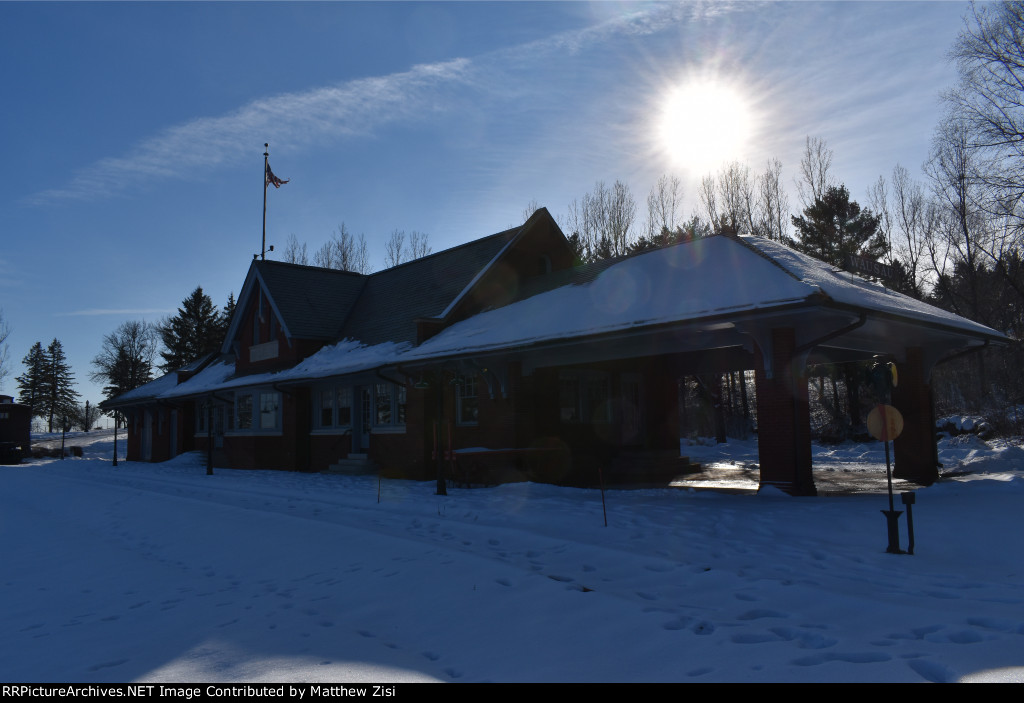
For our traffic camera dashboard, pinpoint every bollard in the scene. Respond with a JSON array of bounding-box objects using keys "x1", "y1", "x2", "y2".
[{"x1": 901, "y1": 491, "x2": 916, "y2": 555}]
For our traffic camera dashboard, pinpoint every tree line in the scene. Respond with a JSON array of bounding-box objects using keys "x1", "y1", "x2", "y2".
[
  {"x1": 11, "y1": 4, "x2": 1023, "y2": 437},
  {"x1": 542, "y1": 3, "x2": 1024, "y2": 436}
]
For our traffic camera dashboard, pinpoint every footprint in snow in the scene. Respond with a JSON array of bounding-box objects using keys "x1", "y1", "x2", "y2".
[
  {"x1": 88, "y1": 659, "x2": 128, "y2": 672},
  {"x1": 791, "y1": 651, "x2": 891, "y2": 666},
  {"x1": 737, "y1": 608, "x2": 787, "y2": 621},
  {"x1": 908, "y1": 659, "x2": 956, "y2": 683}
]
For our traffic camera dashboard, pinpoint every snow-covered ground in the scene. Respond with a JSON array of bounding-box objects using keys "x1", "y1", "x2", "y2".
[{"x1": 2, "y1": 430, "x2": 1023, "y2": 683}]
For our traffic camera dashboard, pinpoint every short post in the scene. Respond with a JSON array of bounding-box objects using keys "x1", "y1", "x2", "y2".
[
  {"x1": 901, "y1": 491, "x2": 916, "y2": 555},
  {"x1": 113, "y1": 413, "x2": 118, "y2": 466},
  {"x1": 60, "y1": 416, "x2": 67, "y2": 460}
]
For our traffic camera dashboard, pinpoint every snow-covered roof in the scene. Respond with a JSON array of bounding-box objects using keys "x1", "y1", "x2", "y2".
[
  {"x1": 398, "y1": 234, "x2": 1004, "y2": 362},
  {"x1": 741, "y1": 237, "x2": 1000, "y2": 338},
  {"x1": 108, "y1": 234, "x2": 1006, "y2": 405},
  {"x1": 109, "y1": 340, "x2": 412, "y2": 405}
]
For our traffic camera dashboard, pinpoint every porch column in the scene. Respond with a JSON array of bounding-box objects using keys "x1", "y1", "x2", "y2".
[
  {"x1": 754, "y1": 327, "x2": 816, "y2": 496},
  {"x1": 892, "y1": 346, "x2": 939, "y2": 485}
]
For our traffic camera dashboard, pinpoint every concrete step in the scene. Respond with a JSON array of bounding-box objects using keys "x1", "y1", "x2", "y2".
[{"x1": 324, "y1": 455, "x2": 375, "y2": 475}]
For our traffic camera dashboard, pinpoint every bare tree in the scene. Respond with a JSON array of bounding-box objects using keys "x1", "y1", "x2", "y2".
[
  {"x1": 282, "y1": 233, "x2": 308, "y2": 265},
  {"x1": 314, "y1": 223, "x2": 370, "y2": 273},
  {"x1": 384, "y1": 229, "x2": 405, "y2": 269},
  {"x1": 522, "y1": 199, "x2": 542, "y2": 223},
  {"x1": 645, "y1": 174, "x2": 682, "y2": 239},
  {"x1": 925, "y1": 117, "x2": 991, "y2": 319},
  {"x1": 874, "y1": 164, "x2": 935, "y2": 297},
  {"x1": 700, "y1": 162, "x2": 755, "y2": 235},
  {"x1": 0, "y1": 309, "x2": 9, "y2": 392},
  {"x1": 946, "y1": 0, "x2": 1024, "y2": 231},
  {"x1": 91, "y1": 320, "x2": 160, "y2": 402},
  {"x1": 384, "y1": 229, "x2": 431, "y2": 268},
  {"x1": 797, "y1": 136, "x2": 835, "y2": 210},
  {"x1": 566, "y1": 180, "x2": 638, "y2": 261},
  {"x1": 698, "y1": 175, "x2": 720, "y2": 234},
  {"x1": 408, "y1": 230, "x2": 431, "y2": 260},
  {"x1": 756, "y1": 158, "x2": 790, "y2": 241},
  {"x1": 867, "y1": 174, "x2": 893, "y2": 263}
]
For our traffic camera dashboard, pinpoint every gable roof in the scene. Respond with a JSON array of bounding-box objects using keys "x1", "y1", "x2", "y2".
[
  {"x1": 339, "y1": 227, "x2": 518, "y2": 344},
  {"x1": 397, "y1": 234, "x2": 1006, "y2": 364}
]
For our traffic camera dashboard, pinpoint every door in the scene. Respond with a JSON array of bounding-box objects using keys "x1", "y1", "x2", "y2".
[
  {"x1": 353, "y1": 386, "x2": 372, "y2": 453},
  {"x1": 621, "y1": 373, "x2": 643, "y2": 446},
  {"x1": 169, "y1": 410, "x2": 178, "y2": 459},
  {"x1": 141, "y1": 410, "x2": 152, "y2": 461}
]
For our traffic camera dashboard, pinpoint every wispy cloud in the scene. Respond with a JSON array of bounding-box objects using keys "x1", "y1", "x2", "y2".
[
  {"x1": 27, "y1": 3, "x2": 718, "y2": 205},
  {"x1": 28, "y1": 58, "x2": 475, "y2": 205},
  {"x1": 57, "y1": 308, "x2": 175, "y2": 317}
]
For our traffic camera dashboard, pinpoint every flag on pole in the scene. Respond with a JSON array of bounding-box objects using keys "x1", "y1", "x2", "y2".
[{"x1": 265, "y1": 162, "x2": 289, "y2": 189}]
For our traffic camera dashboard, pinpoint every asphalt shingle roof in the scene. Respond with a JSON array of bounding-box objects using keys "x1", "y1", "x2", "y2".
[
  {"x1": 253, "y1": 261, "x2": 366, "y2": 341},
  {"x1": 339, "y1": 227, "x2": 518, "y2": 344}
]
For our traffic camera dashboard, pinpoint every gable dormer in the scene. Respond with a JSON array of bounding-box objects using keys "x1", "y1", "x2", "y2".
[
  {"x1": 223, "y1": 260, "x2": 367, "y2": 374},
  {"x1": 418, "y1": 208, "x2": 575, "y2": 341}
]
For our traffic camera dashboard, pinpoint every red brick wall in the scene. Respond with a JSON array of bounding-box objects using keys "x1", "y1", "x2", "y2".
[
  {"x1": 892, "y1": 346, "x2": 939, "y2": 484},
  {"x1": 754, "y1": 327, "x2": 816, "y2": 495}
]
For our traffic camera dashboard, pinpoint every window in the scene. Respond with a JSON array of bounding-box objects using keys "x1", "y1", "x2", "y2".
[
  {"x1": 369, "y1": 382, "x2": 406, "y2": 430},
  {"x1": 236, "y1": 393, "x2": 253, "y2": 430},
  {"x1": 314, "y1": 385, "x2": 352, "y2": 430},
  {"x1": 559, "y1": 371, "x2": 610, "y2": 424},
  {"x1": 259, "y1": 392, "x2": 279, "y2": 429},
  {"x1": 457, "y1": 375, "x2": 478, "y2": 425},
  {"x1": 232, "y1": 390, "x2": 280, "y2": 433},
  {"x1": 375, "y1": 383, "x2": 392, "y2": 425},
  {"x1": 396, "y1": 385, "x2": 406, "y2": 425}
]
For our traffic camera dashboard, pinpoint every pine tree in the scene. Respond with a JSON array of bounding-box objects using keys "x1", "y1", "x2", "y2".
[
  {"x1": 159, "y1": 286, "x2": 224, "y2": 372},
  {"x1": 16, "y1": 341, "x2": 49, "y2": 421},
  {"x1": 43, "y1": 338, "x2": 78, "y2": 433},
  {"x1": 789, "y1": 185, "x2": 887, "y2": 269},
  {"x1": 218, "y1": 292, "x2": 236, "y2": 348}
]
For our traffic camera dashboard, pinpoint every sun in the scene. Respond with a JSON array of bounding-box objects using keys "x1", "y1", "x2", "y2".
[{"x1": 658, "y1": 79, "x2": 753, "y2": 174}]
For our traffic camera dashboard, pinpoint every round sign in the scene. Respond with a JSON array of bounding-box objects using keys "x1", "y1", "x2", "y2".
[{"x1": 867, "y1": 404, "x2": 904, "y2": 441}]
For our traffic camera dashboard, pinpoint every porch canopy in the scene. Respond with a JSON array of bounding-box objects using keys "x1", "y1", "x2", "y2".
[{"x1": 394, "y1": 234, "x2": 1006, "y2": 494}]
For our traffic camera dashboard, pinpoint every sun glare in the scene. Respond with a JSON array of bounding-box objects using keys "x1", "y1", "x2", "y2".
[{"x1": 658, "y1": 79, "x2": 753, "y2": 174}]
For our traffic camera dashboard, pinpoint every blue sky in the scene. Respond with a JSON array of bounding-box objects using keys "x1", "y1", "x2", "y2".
[{"x1": 1, "y1": 1, "x2": 970, "y2": 406}]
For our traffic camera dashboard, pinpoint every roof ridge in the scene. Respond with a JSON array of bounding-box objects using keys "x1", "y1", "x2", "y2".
[
  {"x1": 733, "y1": 235, "x2": 808, "y2": 284},
  {"x1": 256, "y1": 259, "x2": 367, "y2": 278},
  {"x1": 371, "y1": 226, "x2": 520, "y2": 277}
]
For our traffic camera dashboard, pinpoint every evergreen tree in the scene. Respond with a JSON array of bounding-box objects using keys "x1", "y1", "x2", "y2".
[
  {"x1": 790, "y1": 185, "x2": 887, "y2": 269},
  {"x1": 43, "y1": 338, "x2": 78, "y2": 433},
  {"x1": 218, "y1": 292, "x2": 236, "y2": 348},
  {"x1": 16, "y1": 341, "x2": 49, "y2": 421},
  {"x1": 159, "y1": 286, "x2": 223, "y2": 372}
]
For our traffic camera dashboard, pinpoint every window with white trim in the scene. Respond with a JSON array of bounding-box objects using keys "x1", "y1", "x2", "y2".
[
  {"x1": 231, "y1": 390, "x2": 281, "y2": 433},
  {"x1": 314, "y1": 384, "x2": 352, "y2": 430},
  {"x1": 259, "y1": 392, "x2": 279, "y2": 430},
  {"x1": 370, "y1": 382, "x2": 406, "y2": 430},
  {"x1": 457, "y1": 375, "x2": 479, "y2": 425}
]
